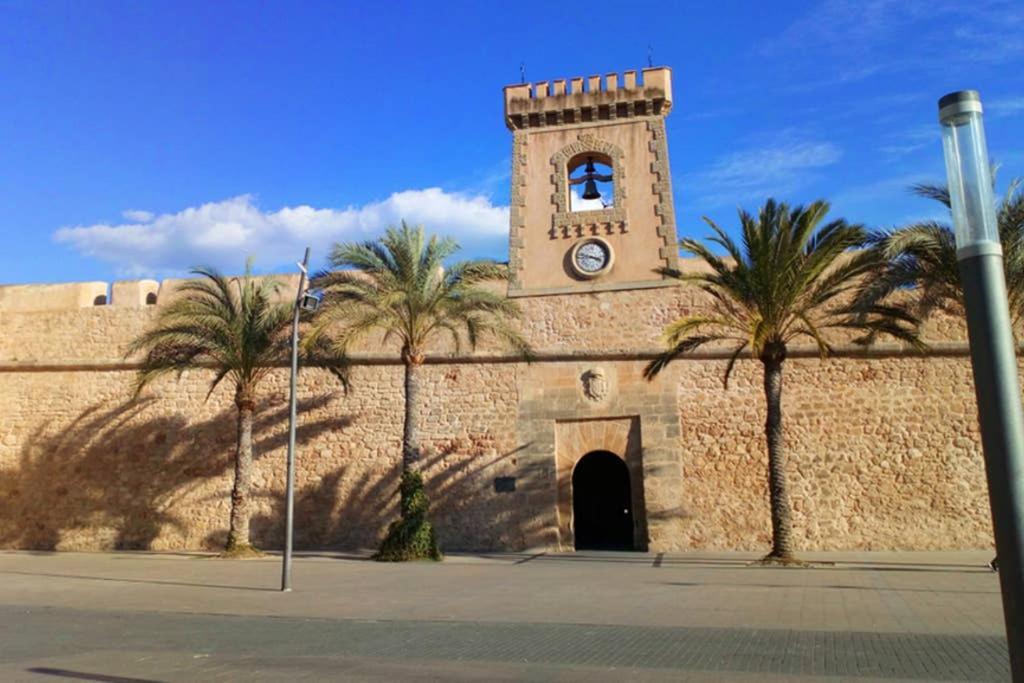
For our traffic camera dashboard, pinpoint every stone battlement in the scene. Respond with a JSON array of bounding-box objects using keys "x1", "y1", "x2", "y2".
[
  {"x1": 0, "y1": 280, "x2": 159, "y2": 312},
  {"x1": 0, "y1": 274, "x2": 302, "y2": 313},
  {"x1": 503, "y1": 66, "x2": 672, "y2": 130}
]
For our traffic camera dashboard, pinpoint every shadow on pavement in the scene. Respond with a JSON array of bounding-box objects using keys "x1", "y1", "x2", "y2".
[
  {"x1": 0, "y1": 570, "x2": 275, "y2": 593},
  {"x1": 26, "y1": 668, "x2": 162, "y2": 683}
]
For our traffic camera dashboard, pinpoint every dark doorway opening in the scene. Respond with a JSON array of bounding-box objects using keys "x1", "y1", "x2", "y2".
[{"x1": 572, "y1": 450, "x2": 634, "y2": 550}]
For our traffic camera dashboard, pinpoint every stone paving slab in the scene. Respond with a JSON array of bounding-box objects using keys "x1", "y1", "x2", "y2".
[
  {"x1": 0, "y1": 606, "x2": 1009, "y2": 682},
  {"x1": 0, "y1": 550, "x2": 1002, "y2": 634},
  {"x1": 0, "y1": 550, "x2": 1009, "y2": 681}
]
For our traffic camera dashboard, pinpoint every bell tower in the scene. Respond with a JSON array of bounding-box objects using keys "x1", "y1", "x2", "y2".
[{"x1": 503, "y1": 67, "x2": 679, "y2": 296}]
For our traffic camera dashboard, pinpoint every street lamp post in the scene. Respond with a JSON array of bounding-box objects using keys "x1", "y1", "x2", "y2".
[
  {"x1": 939, "y1": 90, "x2": 1024, "y2": 679},
  {"x1": 282, "y1": 247, "x2": 322, "y2": 592}
]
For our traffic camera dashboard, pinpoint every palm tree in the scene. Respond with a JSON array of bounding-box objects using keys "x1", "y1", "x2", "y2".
[
  {"x1": 857, "y1": 179, "x2": 1024, "y2": 334},
  {"x1": 311, "y1": 222, "x2": 531, "y2": 561},
  {"x1": 127, "y1": 263, "x2": 299, "y2": 555},
  {"x1": 644, "y1": 199, "x2": 920, "y2": 563}
]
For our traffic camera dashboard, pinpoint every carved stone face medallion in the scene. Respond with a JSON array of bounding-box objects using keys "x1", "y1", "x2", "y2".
[{"x1": 582, "y1": 368, "x2": 609, "y2": 402}]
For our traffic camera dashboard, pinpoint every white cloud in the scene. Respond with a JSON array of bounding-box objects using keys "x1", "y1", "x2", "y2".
[
  {"x1": 988, "y1": 97, "x2": 1024, "y2": 119},
  {"x1": 827, "y1": 172, "x2": 961, "y2": 229},
  {"x1": 54, "y1": 189, "x2": 510, "y2": 276},
  {"x1": 761, "y1": 1, "x2": 1024, "y2": 88},
  {"x1": 879, "y1": 125, "x2": 939, "y2": 160},
  {"x1": 830, "y1": 173, "x2": 934, "y2": 209},
  {"x1": 762, "y1": 0, "x2": 940, "y2": 58},
  {"x1": 122, "y1": 209, "x2": 154, "y2": 222},
  {"x1": 683, "y1": 139, "x2": 842, "y2": 208}
]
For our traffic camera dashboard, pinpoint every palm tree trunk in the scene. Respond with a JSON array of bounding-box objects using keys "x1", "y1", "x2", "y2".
[
  {"x1": 226, "y1": 392, "x2": 255, "y2": 551},
  {"x1": 375, "y1": 351, "x2": 440, "y2": 560},
  {"x1": 762, "y1": 349, "x2": 795, "y2": 560},
  {"x1": 402, "y1": 357, "x2": 422, "y2": 473}
]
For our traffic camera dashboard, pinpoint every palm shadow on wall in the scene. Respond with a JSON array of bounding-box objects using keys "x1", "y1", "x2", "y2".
[
  {"x1": 248, "y1": 440, "x2": 550, "y2": 553},
  {"x1": 248, "y1": 465, "x2": 395, "y2": 550},
  {"x1": 420, "y1": 441, "x2": 547, "y2": 551},
  {"x1": 2, "y1": 394, "x2": 552, "y2": 553},
  {"x1": 0, "y1": 393, "x2": 352, "y2": 551}
]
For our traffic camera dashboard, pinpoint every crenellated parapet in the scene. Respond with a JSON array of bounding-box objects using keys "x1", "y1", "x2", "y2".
[
  {"x1": 0, "y1": 280, "x2": 159, "y2": 312},
  {"x1": 0, "y1": 282, "x2": 114, "y2": 312},
  {"x1": 503, "y1": 67, "x2": 672, "y2": 130},
  {"x1": 111, "y1": 280, "x2": 160, "y2": 308},
  {"x1": 0, "y1": 274, "x2": 301, "y2": 312}
]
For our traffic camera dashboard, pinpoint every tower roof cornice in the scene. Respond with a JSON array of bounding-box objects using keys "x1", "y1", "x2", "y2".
[{"x1": 503, "y1": 67, "x2": 672, "y2": 131}]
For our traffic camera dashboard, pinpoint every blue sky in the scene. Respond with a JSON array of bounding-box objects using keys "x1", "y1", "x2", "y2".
[{"x1": 1, "y1": 0, "x2": 1023, "y2": 284}]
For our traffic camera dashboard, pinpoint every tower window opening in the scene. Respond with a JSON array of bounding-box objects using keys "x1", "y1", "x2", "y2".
[{"x1": 568, "y1": 154, "x2": 614, "y2": 212}]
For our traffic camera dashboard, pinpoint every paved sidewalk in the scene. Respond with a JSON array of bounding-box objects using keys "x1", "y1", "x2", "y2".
[{"x1": 0, "y1": 550, "x2": 1009, "y2": 681}]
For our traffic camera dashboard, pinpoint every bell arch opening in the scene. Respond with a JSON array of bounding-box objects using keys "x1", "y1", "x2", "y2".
[
  {"x1": 571, "y1": 450, "x2": 635, "y2": 550},
  {"x1": 567, "y1": 152, "x2": 614, "y2": 211}
]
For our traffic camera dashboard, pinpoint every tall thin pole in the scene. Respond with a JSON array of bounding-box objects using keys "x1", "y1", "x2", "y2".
[
  {"x1": 960, "y1": 253, "x2": 1024, "y2": 679},
  {"x1": 282, "y1": 246, "x2": 310, "y2": 592},
  {"x1": 940, "y1": 90, "x2": 1024, "y2": 679}
]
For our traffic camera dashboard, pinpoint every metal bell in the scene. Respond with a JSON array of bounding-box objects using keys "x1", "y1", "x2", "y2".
[{"x1": 582, "y1": 179, "x2": 601, "y2": 200}]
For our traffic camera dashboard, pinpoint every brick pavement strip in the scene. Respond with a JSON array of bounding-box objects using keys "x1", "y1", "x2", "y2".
[{"x1": 0, "y1": 605, "x2": 1009, "y2": 681}]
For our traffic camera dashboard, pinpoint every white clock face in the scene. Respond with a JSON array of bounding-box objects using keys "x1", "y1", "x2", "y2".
[{"x1": 575, "y1": 240, "x2": 609, "y2": 274}]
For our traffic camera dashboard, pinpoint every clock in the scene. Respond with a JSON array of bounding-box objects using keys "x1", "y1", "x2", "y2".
[{"x1": 569, "y1": 237, "x2": 613, "y2": 279}]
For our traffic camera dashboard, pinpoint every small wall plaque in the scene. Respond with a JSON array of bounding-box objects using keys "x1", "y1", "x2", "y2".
[{"x1": 494, "y1": 476, "x2": 516, "y2": 493}]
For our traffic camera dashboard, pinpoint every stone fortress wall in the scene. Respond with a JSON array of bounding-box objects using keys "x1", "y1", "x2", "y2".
[{"x1": 0, "y1": 268, "x2": 997, "y2": 553}]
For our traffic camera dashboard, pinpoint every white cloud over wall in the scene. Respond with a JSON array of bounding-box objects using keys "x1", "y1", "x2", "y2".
[{"x1": 54, "y1": 188, "x2": 510, "y2": 276}]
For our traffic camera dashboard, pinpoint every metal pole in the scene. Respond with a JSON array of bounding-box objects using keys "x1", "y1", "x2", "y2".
[
  {"x1": 940, "y1": 90, "x2": 1024, "y2": 679},
  {"x1": 282, "y1": 246, "x2": 310, "y2": 592},
  {"x1": 960, "y1": 253, "x2": 1024, "y2": 678}
]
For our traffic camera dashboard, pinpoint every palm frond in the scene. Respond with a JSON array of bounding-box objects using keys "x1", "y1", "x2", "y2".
[
  {"x1": 644, "y1": 335, "x2": 729, "y2": 380},
  {"x1": 128, "y1": 262, "x2": 295, "y2": 401},
  {"x1": 911, "y1": 183, "x2": 951, "y2": 208},
  {"x1": 860, "y1": 177, "x2": 1024, "y2": 341},
  {"x1": 315, "y1": 223, "x2": 532, "y2": 364},
  {"x1": 721, "y1": 341, "x2": 750, "y2": 389},
  {"x1": 648, "y1": 198, "x2": 920, "y2": 383}
]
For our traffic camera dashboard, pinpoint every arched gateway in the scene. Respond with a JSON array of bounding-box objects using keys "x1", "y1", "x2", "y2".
[{"x1": 572, "y1": 451, "x2": 634, "y2": 550}]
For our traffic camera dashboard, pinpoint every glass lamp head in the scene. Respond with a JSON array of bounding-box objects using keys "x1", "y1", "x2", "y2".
[{"x1": 938, "y1": 90, "x2": 1000, "y2": 258}]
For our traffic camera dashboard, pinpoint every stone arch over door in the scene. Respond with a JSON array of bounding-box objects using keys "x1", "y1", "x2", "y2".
[{"x1": 553, "y1": 416, "x2": 647, "y2": 550}]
